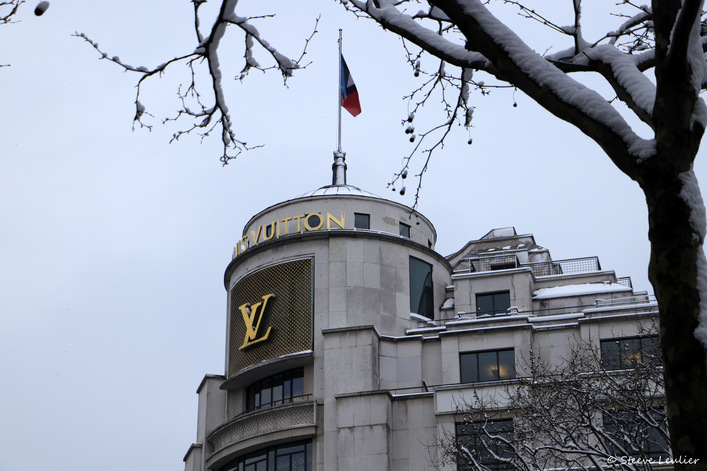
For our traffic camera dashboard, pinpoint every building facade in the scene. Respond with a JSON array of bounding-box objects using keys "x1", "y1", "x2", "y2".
[{"x1": 183, "y1": 172, "x2": 661, "y2": 470}]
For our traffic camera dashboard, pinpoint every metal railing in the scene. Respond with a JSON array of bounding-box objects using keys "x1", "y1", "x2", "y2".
[{"x1": 463, "y1": 255, "x2": 602, "y2": 277}]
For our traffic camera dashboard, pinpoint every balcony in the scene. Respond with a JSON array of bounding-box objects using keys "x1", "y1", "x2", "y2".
[{"x1": 206, "y1": 399, "x2": 317, "y2": 459}]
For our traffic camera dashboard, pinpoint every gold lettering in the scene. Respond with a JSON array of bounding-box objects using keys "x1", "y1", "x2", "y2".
[
  {"x1": 327, "y1": 212, "x2": 345, "y2": 229},
  {"x1": 281, "y1": 217, "x2": 292, "y2": 235},
  {"x1": 238, "y1": 293, "x2": 274, "y2": 350},
  {"x1": 304, "y1": 213, "x2": 323, "y2": 231},
  {"x1": 293, "y1": 214, "x2": 305, "y2": 232},
  {"x1": 236, "y1": 235, "x2": 248, "y2": 256},
  {"x1": 250, "y1": 225, "x2": 263, "y2": 245}
]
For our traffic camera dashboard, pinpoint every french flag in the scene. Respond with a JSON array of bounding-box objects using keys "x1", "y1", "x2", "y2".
[{"x1": 340, "y1": 55, "x2": 361, "y2": 117}]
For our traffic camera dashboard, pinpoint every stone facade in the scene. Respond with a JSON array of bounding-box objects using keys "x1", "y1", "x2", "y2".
[{"x1": 183, "y1": 183, "x2": 660, "y2": 471}]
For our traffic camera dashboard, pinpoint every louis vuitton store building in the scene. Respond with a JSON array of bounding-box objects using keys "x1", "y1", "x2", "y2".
[{"x1": 183, "y1": 164, "x2": 659, "y2": 471}]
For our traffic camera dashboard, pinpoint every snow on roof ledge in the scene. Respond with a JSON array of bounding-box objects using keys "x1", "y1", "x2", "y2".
[{"x1": 533, "y1": 283, "x2": 631, "y2": 299}]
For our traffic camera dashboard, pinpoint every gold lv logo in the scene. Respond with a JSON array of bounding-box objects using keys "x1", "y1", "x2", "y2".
[{"x1": 238, "y1": 293, "x2": 274, "y2": 350}]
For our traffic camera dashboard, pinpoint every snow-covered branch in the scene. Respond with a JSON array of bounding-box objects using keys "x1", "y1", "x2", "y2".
[{"x1": 78, "y1": 0, "x2": 316, "y2": 164}]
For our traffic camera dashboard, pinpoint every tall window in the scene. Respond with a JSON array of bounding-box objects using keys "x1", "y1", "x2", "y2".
[
  {"x1": 603, "y1": 411, "x2": 668, "y2": 459},
  {"x1": 246, "y1": 368, "x2": 304, "y2": 411},
  {"x1": 399, "y1": 222, "x2": 411, "y2": 238},
  {"x1": 476, "y1": 291, "x2": 511, "y2": 316},
  {"x1": 600, "y1": 336, "x2": 659, "y2": 370},
  {"x1": 409, "y1": 256, "x2": 434, "y2": 319},
  {"x1": 460, "y1": 349, "x2": 515, "y2": 383},
  {"x1": 221, "y1": 441, "x2": 313, "y2": 471},
  {"x1": 354, "y1": 213, "x2": 370, "y2": 229},
  {"x1": 456, "y1": 420, "x2": 514, "y2": 470}
]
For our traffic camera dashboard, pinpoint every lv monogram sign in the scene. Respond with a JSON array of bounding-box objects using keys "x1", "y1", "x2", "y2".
[{"x1": 238, "y1": 293, "x2": 274, "y2": 350}]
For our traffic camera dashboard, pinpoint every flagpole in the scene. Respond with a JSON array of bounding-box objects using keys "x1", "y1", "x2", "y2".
[
  {"x1": 337, "y1": 29, "x2": 343, "y2": 154},
  {"x1": 333, "y1": 29, "x2": 346, "y2": 185}
]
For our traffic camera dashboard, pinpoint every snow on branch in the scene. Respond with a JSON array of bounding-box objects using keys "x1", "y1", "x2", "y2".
[{"x1": 77, "y1": 0, "x2": 317, "y2": 164}]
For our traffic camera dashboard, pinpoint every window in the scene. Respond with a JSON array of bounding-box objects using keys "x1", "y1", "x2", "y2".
[
  {"x1": 460, "y1": 349, "x2": 515, "y2": 383},
  {"x1": 456, "y1": 420, "x2": 514, "y2": 470},
  {"x1": 354, "y1": 213, "x2": 370, "y2": 229},
  {"x1": 246, "y1": 368, "x2": 305, "y2": 411},
  {"x1": 409, "y1": 256, "x2": 434, "y2": 319},
  {"x1": 603, "y1": 411, "x2": 668, "y2": 460},
  {"x1": 600, "y1": 336, "x2": 659, "y2": 370},
  {"x1": 221, "y1": 441, "x2": 313, "y2": 471},
  {"x1": 399, "y1": 222, "x2": 411, "y2": 238},
  {"x1": 476, "y1": 291, "x2": 511, "y2": 316}
]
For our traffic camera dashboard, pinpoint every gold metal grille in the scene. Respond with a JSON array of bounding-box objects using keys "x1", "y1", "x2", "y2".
[{"x1": 228, "y1": 258, "x2": 313, "y2": 376}]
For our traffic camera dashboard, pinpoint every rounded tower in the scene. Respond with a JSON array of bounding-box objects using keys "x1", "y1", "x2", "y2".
[{"x1": 203, "y1": 156, "x2": 450, "y2": 470}]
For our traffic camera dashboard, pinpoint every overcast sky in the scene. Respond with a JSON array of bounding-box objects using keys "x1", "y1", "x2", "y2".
[{"x1": 2, "y1": 1, "x2": 704, "y2": 470}]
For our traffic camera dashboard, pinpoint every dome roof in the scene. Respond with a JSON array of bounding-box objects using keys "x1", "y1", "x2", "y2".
[{"x1": 297, "y1": 184, "x2": 381, "y2": 199}]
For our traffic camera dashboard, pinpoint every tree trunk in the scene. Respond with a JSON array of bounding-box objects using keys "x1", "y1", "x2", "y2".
[{"x1": 641, "y1": 164, "x2": 707, "y2": 469}]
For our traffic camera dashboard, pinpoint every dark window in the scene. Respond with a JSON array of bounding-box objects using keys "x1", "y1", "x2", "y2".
[
  {"x1": 399, "y1": 222, "x2": 411, "y2": 238},
  {"x1": 456, "y1": 420, "x2": 514, "y2": 470},
  {"x1": 603, "y1": 411, "x2": 668, "y2": 460},
  {"x1": 354, "y1": 213, "x2": 370, "y2": 229},
  {"x1": 460, "y1": 349, "x2": 515, "y2": 383},
  {"x1": 476, "y1": 291, "x2": 511, "y2": 316},
  {"x1": 600, "y1": 336, "x2": 659, "y2": 370},
  {"x1": 409, "y1": 256, "x2": 434, "y2": 319},
  {"x1": 220, "y1": 441, "x2": 312, "y2": 471},
  {"x1": 246, "y1": 368, "x2": 305, "y2": 411}
]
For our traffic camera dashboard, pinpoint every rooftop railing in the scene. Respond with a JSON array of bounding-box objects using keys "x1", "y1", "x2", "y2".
[{"x1": 462, "y1": 255, "x2": 603, "y2": 277}]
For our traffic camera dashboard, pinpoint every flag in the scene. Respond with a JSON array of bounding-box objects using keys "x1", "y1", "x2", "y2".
[{"x1": 340, "y1": 55, "x2": 361, "y2": 117}]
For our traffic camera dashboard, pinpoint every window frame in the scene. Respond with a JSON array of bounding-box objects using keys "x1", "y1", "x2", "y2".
[
  {"x1": 603, "y1": 410, "x2": 668, "y2": 460},
  {"x1": 600, "y1": 336, "x2": 659, "y2": 371},
  {"x1": 409, "y1": 256, "x2": 434, "y2": 319},
  {"x1": 220, "y1": 440, "x2": 313, "y2": 471},
  {"x1": 476, "y1": 291, "x2": 511, "y2": 316},
  {"x1": 354, "y1": 212, "x2": 370, "y2": 229},
  {"x1": 246, "y1": 367, "x2": 305, "y2": 412},
  {"x1": 460, "y1": 349, "x2": 516, "y2": 384},
  {"x1": 399, "y1": 221, "x2": 411, "y2": 238},
  {"x1": 456, "y1": 419, "x2": 514, "y2": 471}
]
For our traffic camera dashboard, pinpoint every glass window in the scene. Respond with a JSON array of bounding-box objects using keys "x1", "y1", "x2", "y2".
[
  {"x1": 456, "y1": 420, "x2": 514, "y2": 470},
  {"x1": 399, "y1": 222, "x2": 411, "y2": 238},
  {"x1": 409, "y1": 256, "x2": 434, "y2": 319},
  {"x1": 246, "y1": 368, "x2": 305, "y2": 411},
  {"x1": 460, "y1": 349, "x2": 515, "y2": 383},
  {"x1": 600, "y1": 336, "x2": 659, "y2": 370},
  {"x1": 354, "y1": 213, "x2": 370, "y2": 229},
  {"x1": 220, "y1": 441, "x2": 312, "y2": 471},
  {"x1": 476, "y1": 291, "x2": 511, "y2": 316},
  {"x1": 603, "y1": 410, "x2": 668, "y2": 459}
]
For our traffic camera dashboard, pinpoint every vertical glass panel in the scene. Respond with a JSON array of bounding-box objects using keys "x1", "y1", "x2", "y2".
[
  {"x1": 460, "y1": 352, "x2": 479, "y2": 383},
  {"x1": 291, "y1": 452, "x2": 305, "y2": 471},
  {"x1": 409, "y1": 256, "x2": 434, "y2": 319},
  {"x1": 292, "y1": 371, "x2": 304, "y2": 398},
  {"x1": 620, "y1": 338, "x2": 641, "y2": 367},
  {"x1": 399, "y1": 222, "x2": 411, "y2": 238},
  {"x1": 497, "y1": 349, "x2": 515, "y2": 380},
  {"x1": 276, "y1": 456, "x2": 289, "y2": 471},
  {"x1": 272, "y1": 373, "x2": 283, "y2": 406},
  {"x1": 495, "y1": 292, "x2": 510, "y2": 313},
  {"x1": 476, "y1": 294, "x2": 494, "y2": 316},
  {"x1": 261, "y1": 384, "x2": 271, "y2": 408},
  {"x1": 478, "y1": 351, "x2": 498, "y2": 382},
  {"x1": 641, "y1": 336, "x2": 660, "y2": 363},
  {"x1": 601, "y1": 340, "x2": 621, "y2": 370}
]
